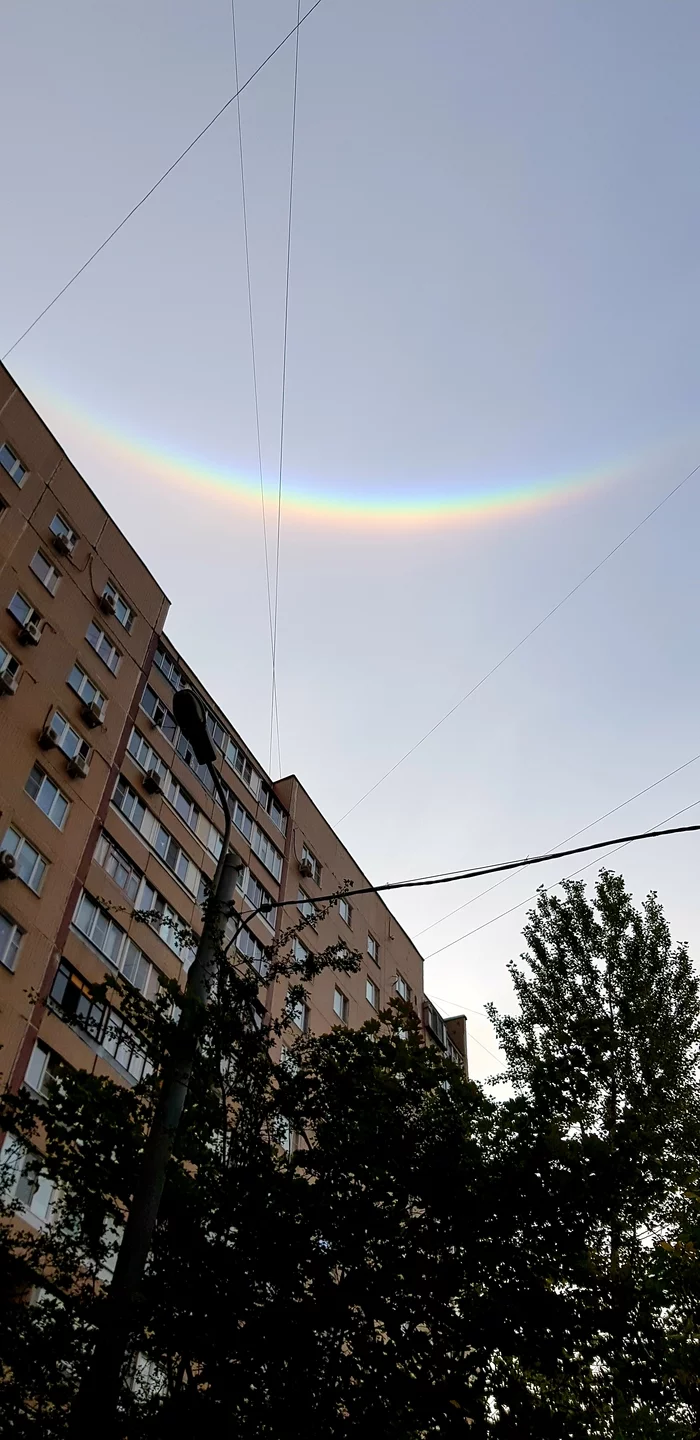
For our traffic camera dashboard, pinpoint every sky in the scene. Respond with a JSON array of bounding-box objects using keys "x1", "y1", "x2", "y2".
[{"x1": 4, "y1": 0, "x2": 700, "y2": 1080}]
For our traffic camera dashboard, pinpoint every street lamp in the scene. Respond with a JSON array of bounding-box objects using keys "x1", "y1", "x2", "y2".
[{"x1": 71, "y1": 690, "x2": 240, "y2": 1435}]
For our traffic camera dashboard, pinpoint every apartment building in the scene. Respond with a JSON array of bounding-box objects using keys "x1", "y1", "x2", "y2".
[{"x1": 0, "y1": 363, "x2": 466, "y2": 1119}]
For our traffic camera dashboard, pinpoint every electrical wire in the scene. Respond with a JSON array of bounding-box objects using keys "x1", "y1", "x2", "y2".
[
  {"x1": 230, "y1": 1, "x2": 279, "y2": 775},
  {"x1": 337, "y1": 457, "x2": 700, "y2": 824},
  {"x1": 414, "y1": 747, "x2": 700, "y2": 940},
  {"x1": 237, "y1": 819, "x2": 700, "y2": 925},
  {"x1": 269, "y1": 0, "x2": 302, "y2": 777},
  {"x1": 423, "y1": 798, "x2": 700, "y2": 961},
  {"x1": 1, "y1": 0, "x2": 326, "y2": 363}
]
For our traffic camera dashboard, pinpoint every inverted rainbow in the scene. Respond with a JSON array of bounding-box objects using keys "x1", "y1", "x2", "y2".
[{"x1": 34, "y1": 387, "x2": 614, "y2": 530}]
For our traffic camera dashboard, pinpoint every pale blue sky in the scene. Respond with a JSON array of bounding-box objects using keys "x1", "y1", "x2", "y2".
[{"x1": 4, "y1": 1, "x2": 700, "y2": 1077}]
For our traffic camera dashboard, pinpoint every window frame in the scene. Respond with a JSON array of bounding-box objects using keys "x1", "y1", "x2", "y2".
[
  {"x1": 339, "y1": 897, "x2": 353, "y2": 928},
  {"x1": 0, "y1": 441, "x2": 26, "y2": 487},
  {"x1": 86, "y1": 620, "x2": 121, "y2": 674},
  {"x1": 48, "y1": 711, "x2": 91, "y2": 764},
  {"x1": 366, "y1": 976, "x2": 380, "y2": 1010},
  {"x1": 25, "y1": 765, "x2": 70, "y2": 830},
  {"x1": 367, "y1": 933, "x2": 380, "y2": 964},
  {"x1": 29, "y1": 550, "x2": 61, "y2": 596},
  {"x1": 333, "y1": 987, "x2": 349, "y2": 1024},
  {"x1": 67, "y1": 662, "x2": 106, "y2": 716},
  {"x1": 2, "y1": 826, "x2": 47, "y2": 893},
  {"x1": 103, "y1": 582, "x2": 134, "y2": 633},
  {"x1": 49, "y1": 512, "x2": 78, "y2": 547},
  {"x1": 395, "y1": 972, "x2": 410, "y2": 1002},
  {"x1": 0, "y1": 910, "x2": 23, "y2": 971}
]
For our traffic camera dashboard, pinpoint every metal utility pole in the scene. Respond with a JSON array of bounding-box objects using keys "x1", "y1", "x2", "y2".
[{"x1": 70, "y1": 690, "x2": 238, "y2": 1436}]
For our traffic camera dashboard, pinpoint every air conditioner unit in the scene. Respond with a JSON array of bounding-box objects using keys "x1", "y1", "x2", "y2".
[
  {"x1": 0, "y1": 851, "x2": 17, "y2": 880},
  {"x1": 82, "y1": 699, "x2": 104, "y2": 729},
  {"x1": 298, "y1": 857, "x2": 313, "y2": 879},
  {"x1": 143, "y1": 768, "x2": 163, "y2": 795},
  {"x1": 51, "y1": 532, "x2": 75, "y2": 557},
  {"x1": 0, "y1": 663, "x2": 19, "y2": 696},
  {"x1": 67, "y1": 752, "x2": 90, "y2": 779},
  {"x1": 99, "y1": 590, "x2": 117, "y2": 616},
  {"x1": 18, "y1": 620, "x2": 41, "y2": 646},
  {"x1": 39, "y1": 724, "x2": 61, "y2": 750}
]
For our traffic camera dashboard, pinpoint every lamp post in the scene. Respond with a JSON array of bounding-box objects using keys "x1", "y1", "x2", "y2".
[{"x1": 71, "y1": 690, "x2": 239, "y2": 1435}]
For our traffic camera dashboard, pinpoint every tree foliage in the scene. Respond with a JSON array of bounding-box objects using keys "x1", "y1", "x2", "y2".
[{"x1": 1, "y1": 870, "x2": 699, "y2": 1437}]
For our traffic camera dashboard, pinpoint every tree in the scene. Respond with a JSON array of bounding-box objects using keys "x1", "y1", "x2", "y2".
[
  {"x1": 0, "y1": 898, "x2": 495, "y2": 1437},
  {"x1": 486, "y1": 869, "x2": 700, "y2": 1436}
]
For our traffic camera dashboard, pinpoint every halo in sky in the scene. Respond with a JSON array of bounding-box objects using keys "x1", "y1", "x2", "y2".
[{"x1": 33, "y1": 385, "x2": 616, "y2": 531}]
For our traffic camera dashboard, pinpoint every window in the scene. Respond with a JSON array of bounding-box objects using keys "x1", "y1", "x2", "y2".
[
  {"x1": 252, "y1": 824, "x2": 283, "y2": 881},
  {"x1": 86, "y1": 620, "x2": 120, "y2": 673},
  {"x1": 290, "y1": 996, "x2": 309, "y2": 1032},
  {"x1": 260, "y1": 782, "x2": 287, "y2": 834},
  {"x1": 101, "y1": 1011, "x2": 150, "y2": 1081},
  {"x1": 154, "y1": 643, "x2": 183, "y2": 689},
  {"x1": 8, "y1": 592, "x2": 41, "y2": 630},
  {"x1": 367, "y1": 933, "x2": 379, "y2": 964},
  {"x1": 226, "y1": 736, "x2": 256, "y2": 792},
  {"x1": 0, "y1": 442, "x2": 26, "y2": 487},
  {"x1": 24, "y1": 1041, "x2": 61, "y2": 1097},
  {"x1": 238, "y1": 866, "x2": 275, "y2": 924},
  {"x1": 113, "y1": 774, "x2": 147, "y2": 832},
  {"x1": 103, "y1": 582, "x2": 134, "y2": 632},
  {"x1": 2, "y1": 828, "x2": 47, "y2": 892},
  {"x1": 292, "y1": 936, "x2": 309, "y2": 967},
  {"x1": 29, "y1": 550, "x2": 60, "y2": 595},
  {"x1": 67, "y1": 663, "x2": 106, "y2": 715},
  {"x1": 50, "y1": 960, "x2": 105, "y2": 1039},
  {"x1": 366, "y1": 977, "x2": 380, "y2": 1009},
  {"x1": 395, "y1": 973, "x2": 410, "y2": 1002},
  {"x1": 333, "y1": 988, "x2": 349, "y2": 1024},
  {"x1": 94, "y1": 832, "x2": 142, "y2": 902},
  {"x1": 339, "y1": 897, "x2": 353, "y2": 928},
  {"x1": 25, "y1": 765, "x2": 70, "y2": 829},
  {"x1": 297, "y1": 889, "x2": 317, "y2": 926},
  {"x1": 73, "y1": 891, "x2": 154, "y2": 996},
  {"x1": 301, "y1": 844, "x2": 322, "y2": 885},
  {"x1": 127, "y1": 728, "x2": 167, "y2": 783},
  {"x1": 140, "y1": 686, "x2": 178, "y2": 744},
  {"x1": 47, "y1": 712, "x2": 91, "y2": 764},
  {"x1": 0, "y1": 643, "x2": 20, "y2": 685},
  {"x1": 3, "y1": 1138, "x2": 54, "y2": 1225},
  {"x1": 0, "y1": 911, "x2": 23, "y2": 971},
  {"x1": 232, "y1": 923, "x2": 266, "y2": 976},
  {"x1": 50, "y1": 513, "x2": 78, "y2": 546}
]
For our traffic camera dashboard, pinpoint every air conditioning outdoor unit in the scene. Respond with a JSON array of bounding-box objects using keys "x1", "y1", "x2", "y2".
[
  {"x1": 143, "y1": 768, "x2": 163, "y2": 795},
  {"x1": 99, "y1": 590, "x2": 117, "y2": 616},
  {"x1": 18, "y1": 620, "x2": 41, "y2": 646},
  {"x1": 0, "y1": 851, "x2": 17, "y2": 880},
  {"x1": 298, "y1": 857, "x2": 313, "y2": 879},
  {"x1": 0, "y1": 663, "x2": 19, "y2": 696},
  {"x1": 67, "y1": 753, "x2": 90, "y2": 780},
  {"x1": 51, "y1": 532, "x2": 75, "y2": 557},
  {"x1": 39, "y1": 724, "x2": 60, "y2": 750},
  {"x1": 82, "y1": 699, "x2": 104, "y2": 729}
]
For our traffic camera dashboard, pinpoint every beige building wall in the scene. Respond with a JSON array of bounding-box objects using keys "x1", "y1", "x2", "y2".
[{"x1": 0, "y1": 362, "x2": 466, "y2": 1109}]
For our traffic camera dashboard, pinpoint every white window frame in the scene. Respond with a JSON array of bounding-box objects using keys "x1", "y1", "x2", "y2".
[
  {"x1": 367, "y1": 933, "x2": 379, "y2": 964},
  {"x1": 67, "y1": 663, "x2": 106, "y2": 715},
  {"x1": 25, "y1": 765, "x2": 70, "y2": 829},
  {"x1": 366, "y1": 977, "x2": 380, "y2": 1009},
  {"x1": 0, "y1": 442, "x2": 26, "y2": 487},
  {"x1": 48, "y1": 711, "x2": 91, "y2": 763},
  {"x1": 86, "y1": 620, "x2": 121, "y2": 673},
  {"x1": 29, "y1": 550, "x2": 61, "y2": 595},
  {"x1": 104, "y1": 581, "x2": 134, "y2": 632},
  {"x1": 2, "y1": 827, "x2": 47, "y2": 893},
  {"x1": 395, "y1": 973, "x2": 410, "y2": 1002},
  {"x1": 333, "y1": 987, "x2": 349, "y2": 1024},
  {"x1": 50, "y1": 512, "x2": 78, "y2": 546},
  {"x1": 0, "y1": 910, "x2": 23, "y2": 971},
  {"x1": 301, "y1": 844, "x2": 322, "y2": 885},
  {"x1": 8, "y1": 591, "x2": 41, "y2": 629},
  {"x1": 339, "y1": 897, "x2": 353, "y2": 928}
]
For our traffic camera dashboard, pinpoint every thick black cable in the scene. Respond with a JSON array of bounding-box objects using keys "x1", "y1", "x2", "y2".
[
  {"x1": 270, "y1": 0, "x2": 302, "y2": 775},
  {"x1": 338, "y1": 458, "x2": 700, "y2": 824},
  {"x1": 1, "y1": 0, "x2": 325, "y2": 363},
  {"x1": 424, "y1": 799, "x2": 700, "y2": 960},
  {"x1": 235, "y1": 820, "x2": 700, "y2": 921},
  {"x1": 414, "y1": 747, "x2": 700, "y2": 940}
]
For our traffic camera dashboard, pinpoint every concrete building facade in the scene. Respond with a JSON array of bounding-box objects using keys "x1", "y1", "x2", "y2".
[{"x1": 0, "y1": 364, "x2": 466, "y2": 1117}]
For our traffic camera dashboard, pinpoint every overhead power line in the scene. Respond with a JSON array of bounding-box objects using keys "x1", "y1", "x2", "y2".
[
  {"x1": 337, "y1": 457, "x2": 700, "y2": 825},
  {"x1": 242, "y1": 820, "x2": 700, "y2": 924},
  {"x1": 1, "y1": 0, "x2": 325, "y2": 363},
  {"x1": 423, "y1": 798, "x2": 700, "y2": 960},
  {"x1": 270, "y1": 0, "x2": 302, "y2": 776},
  {"x1": 414, "y1": 748, "x2": 700, "y2": 940}
]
